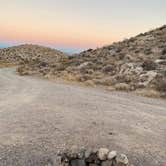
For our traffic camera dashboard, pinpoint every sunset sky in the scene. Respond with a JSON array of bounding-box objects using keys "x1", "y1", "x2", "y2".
[{"x1": 0, "y1": 0, "x2": 166, "y2": 53}]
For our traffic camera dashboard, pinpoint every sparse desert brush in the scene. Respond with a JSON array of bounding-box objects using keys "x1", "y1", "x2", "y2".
[
  {"x1": 135, "y1": 89, "x2": 160, "y2": 98},
  {"x1": 61, "y1": 71, "x2": 78, "y2": 81},
  {"x1": 155, "y1": 77, "x2": 166, "y2": 92},
  {"x1": 114, "y1": 83, "x2": 130, "y2": 91},
  {"x1": 84, "y1": 80, "x2": 95, "y2": 87},
  {"x1": 142, "y1": 59, "x2": 157, "y2": 71},
  {"x1": 17, "y1": 66, "x2": 29, "y2": 76},
  {"x1": 161, "y1": 48, "x2": 166, "y2": 55},
  {"x1": 102, "y1": 65, "x2": 114, "y2": 74},
  {"x1": 93, "y1": 77, "x2": 116, "y2": 86},
  {"x1": 0, "y1": 61, "x2": 14, "y2": 68}
]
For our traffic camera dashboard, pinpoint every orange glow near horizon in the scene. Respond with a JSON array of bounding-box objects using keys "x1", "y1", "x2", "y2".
[
  {"x1": 0, "y1": 0, "x2": 166, "y2": 51},
  {"x1": 0, "y1": 24, "x2": 119, "y2": 49}
]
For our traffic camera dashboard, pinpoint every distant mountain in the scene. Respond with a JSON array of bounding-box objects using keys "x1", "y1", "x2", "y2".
[
  {"x1": 0, "y1": 43, "x2": 15, "y2": 49},
  {"x1": 0, "y1": 43, "x2": 83, "y2": 54},
  {"x1": 58, "y1": 47, "x2": 83, "y2": 54}
]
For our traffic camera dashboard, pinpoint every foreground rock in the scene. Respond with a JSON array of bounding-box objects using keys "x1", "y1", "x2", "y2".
[{"x1": 57, "y1": 148, "x2": 130, "y2": 166}]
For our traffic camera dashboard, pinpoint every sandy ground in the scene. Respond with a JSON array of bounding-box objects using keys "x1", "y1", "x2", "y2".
[{"x1": 0, "y1": 68, "x2": 166, "y2": 166}]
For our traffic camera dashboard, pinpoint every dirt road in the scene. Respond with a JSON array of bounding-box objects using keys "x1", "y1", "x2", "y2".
[{"x1": 0, "y1": 68, "x2": 166, "y2": 166}]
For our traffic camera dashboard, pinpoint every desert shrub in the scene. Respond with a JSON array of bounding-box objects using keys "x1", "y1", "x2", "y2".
[
  {"x1": 94, "y1": 77, "x2": 117, "y2": 86},
  {"x1": 55, "y1": 63, "x2": 66, "y2": 71},
  {"x1": 102, "y1": 65, "x2": 114, "y2": 73},
  {"x1": 159, "y1": 54, "x2": 166, "y2": 59},
  {"x1": 114, "y1": 83, "x2": 130, "y2": 91},
  {"x1": 117, "y1": 53, "x2": 125, "y2": 60},
  {"x1": 155, "y1": 76, "x2": 166, "y2": 92},
  {"x1": 62, "y1": 71, "x2": 78, "y2": 81},
  {"x1": 78, "y1": 74, "x2": 92, "y2": 82},
  {"x1": 17, "y1": 66, "x2": 29, "y2": 75},
  {"x1": 84, "y1": 80, "x2": 95, "y2": 87},
  {"x1": 142, "y1": 60, "x2": 157, "y2": 71},
  {"x1": 114, "y1": 74, "x2": 136, "y2": 84},
  {"x1": 135, "y1": 89, "x2": 160, "y2": 98},
  {"x1": 163, "y1": 70, "x2": 166, "y2": 77},
  {"x1": 39, "y1": 61, "x2": 48, "y2": 67},
  {"x1": 161, "y1": 48, "x2": 166, "y2": 55},
  {"x1": 144, "y1": 48, "x2": 152, "y2": 55}
]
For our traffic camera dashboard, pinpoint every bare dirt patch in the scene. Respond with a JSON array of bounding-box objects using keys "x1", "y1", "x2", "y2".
[{"x1": 0, "y1": 68, "x2": 166, "y2": 166}]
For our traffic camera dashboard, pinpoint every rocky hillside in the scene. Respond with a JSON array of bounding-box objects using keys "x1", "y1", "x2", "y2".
[
  {"x1": 63, "y1": 25, "x2": 166, "y2": 97},
  {"x1": 0, "y1": 25, "x2": 166, "y2": 98},
  {"x1": 0, "y1": 44, "x2": 68, "y2": 70}
]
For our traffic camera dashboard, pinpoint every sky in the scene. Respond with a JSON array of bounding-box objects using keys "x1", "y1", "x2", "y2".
[{"x1": 0, "y1": 0, "x2": 166, "y2": 53}]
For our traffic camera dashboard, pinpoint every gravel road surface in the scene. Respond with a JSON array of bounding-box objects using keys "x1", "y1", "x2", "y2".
[{"x1": 0, "y1": 68, "x2": 166, "y2": 166}]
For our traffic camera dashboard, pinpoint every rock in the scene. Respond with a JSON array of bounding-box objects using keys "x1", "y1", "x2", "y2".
[
  {"x1": 160, "y1": 54, "x2": 166, "y2": 59},
  {"x1": 101, "y1": 160, "x2": 112, "y2": 166},
  {"x1": 116, "y1": 154, "x2": 129, "y2": 166},
  {"x1": 107, "y1": 151, "x2": 117, "y2": 160},
  {"x1": 64, "y1": 149, "x2": 78, "y2": 160},
  {"x1": 161, "y1": 48, "x2": 166, "y2": 55},
  {"x1": 98, "y1": 148, "x2": 109, "y2": 161},
  {"x1": 139, "y1": 71, "x2": 157, "y2": 87},
  {"x1": 154, "y1": 75, "x2": 166, "y2": 92},
  {"x1": 77, "y1": 62, "x2": 90, "y2": 69},
  {"x1": 64, "y1": 163, "x2": 69, "y2": 166},
  {"x1": 45, "y1": 163, "x2": 52, "y2": 166},
  {"x1": 61, "y1": 154, "x2": 69, "y2": 163},
  {"x1": 102, "y1": 65, "x2": 114, "y2": 74},
  {"x1": 85, "y1": 149, "x2": 92, "y2": 158},
  {"x1": 142, "y1": 60, "x2": 157, "y2": 71},
  {"x1": 155, "y1": 59, "x2": 166, "y2": 65},
  {"x1": 89, "y1": 164, "x2": 98, "y2": 166},
  {"x1": 78, "y1": 149, "x2": 86, "y2": 159},
  {"x1": 51, "y1": 156, "x2": 62, "y2": 166},
  {"x1": 111, "y1": 159, "x2": 117, "y2": 166},
  {"x1": 71, "y1": 159, "x2": 86, "y2": 166},
  {"x1": 86, "y1": 152, "x2": 98, "y2": 163}
]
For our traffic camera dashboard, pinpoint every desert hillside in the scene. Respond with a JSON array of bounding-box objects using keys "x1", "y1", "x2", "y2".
[
  {"x1": 64, "y1": 25, "x2": 166, "y2": 97},
  {"x1": 0, "y1": 26, "x2": 166, "y2": 98},
  {"x1": 0, "y1": 44, "x2": 68, "y2": 68}
]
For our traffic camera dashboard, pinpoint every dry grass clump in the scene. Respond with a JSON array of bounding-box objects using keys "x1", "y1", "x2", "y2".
[
  {"x1": 17, "y1": 66, "x2": 30, "y2": 76},
  {"x1": 0, "y1": 61, "x2": 14, "y2": 68},
  {"x1": 155, "y1": 77, "x2": 166, "y2": 92},
  {"x1": 84, "y1": 80, "x2": 96, "y2": 87},
  {"x1": 114, "y1": 83, "x2": 130, "y2": 91},
  {"x1": 135, "y1": 89, "x2": 160, "y2": 98}
]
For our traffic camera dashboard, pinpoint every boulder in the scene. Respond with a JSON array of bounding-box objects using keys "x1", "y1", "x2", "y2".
[
  {"x1": 71, "y1": 159, "x2": 86, "y2": 166},
  {"x1": 101, "y1": 160, "x2": 112, "y2": 166},
  {"x1": 116, "y1": 154, "x2": 129, "y2": 166},
  {"x1": 107, "y1": 151, "x2": 117, "y2": 160},
  {"x1": 98, "y1": 148, "x2": 109, "y2": 161}
]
